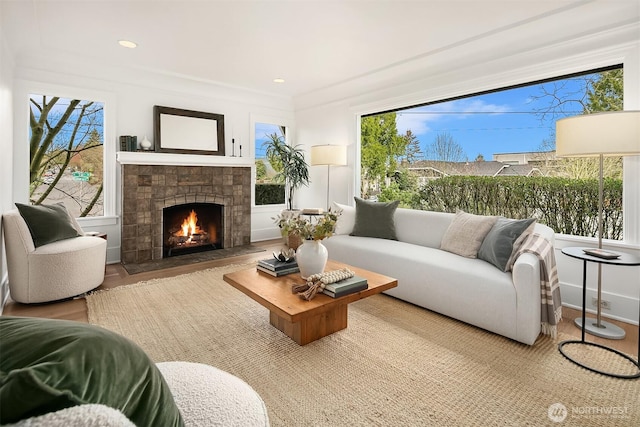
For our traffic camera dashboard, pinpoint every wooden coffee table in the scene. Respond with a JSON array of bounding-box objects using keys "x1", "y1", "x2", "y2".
[{"x1": 223, "y1": 260, "x2": 397, "y2": 345}]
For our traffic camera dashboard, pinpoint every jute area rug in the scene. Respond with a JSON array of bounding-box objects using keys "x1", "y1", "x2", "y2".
[{"x1": 87, "y1": 264, "x2": 639, "y2": 427}]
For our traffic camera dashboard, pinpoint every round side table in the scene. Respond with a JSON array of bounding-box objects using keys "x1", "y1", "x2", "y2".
[{"x1": 559, "y1": 247, "x2": 640, "y2": 379}]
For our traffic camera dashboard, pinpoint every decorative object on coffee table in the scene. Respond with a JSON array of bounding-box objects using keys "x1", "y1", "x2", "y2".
[
  {"x1": 296, "y1": 267, "x2": 356, "y2": 300},
  {"x1": 284, "y1": 209, "x2": 341, "y2": 279},
  {"x1": 296, "y1": 239, "x2": 328, "y2": 280}
]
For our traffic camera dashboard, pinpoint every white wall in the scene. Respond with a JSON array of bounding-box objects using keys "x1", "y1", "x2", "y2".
[
  {"x1": 296, "y1": 103, "x2": 356, "y2": 210},
  {"x1": 11, "y1": 55, "x2": 294, "y2": 263},
  {"x1": 295, "y1": 30, "x2": 640, "y2": 324},
  {"x1": 0, "y1": 6, "x2": 15, "y2": 307}
]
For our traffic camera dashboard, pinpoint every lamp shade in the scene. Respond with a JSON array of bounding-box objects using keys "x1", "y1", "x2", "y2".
[
  {"x1": 310, "y1": 145, "x2": 347, "y2": 166},
  {"x1": 555, "y1": 111, "x2": 640, "y2": 157}
]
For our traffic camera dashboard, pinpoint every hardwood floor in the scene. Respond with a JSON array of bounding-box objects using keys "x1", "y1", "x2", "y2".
[{"x1": 3, "y1": 238, "x2": 638, "y2": 356}]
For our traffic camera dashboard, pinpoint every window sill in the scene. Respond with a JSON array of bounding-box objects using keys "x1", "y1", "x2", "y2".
[{"x1": 76, "y1": 215, "x2": 118, "y2": 228}]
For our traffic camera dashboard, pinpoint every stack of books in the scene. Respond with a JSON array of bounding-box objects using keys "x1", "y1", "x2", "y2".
[
  {"x1": 322, "y1": 276, "x2": 368, "y2": 298},
  {"x1": 257, "y1": 258, "x2": 300, "y2": 277}
]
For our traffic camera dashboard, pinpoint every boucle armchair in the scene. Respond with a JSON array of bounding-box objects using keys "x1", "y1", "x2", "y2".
[{"x1": 1, "y1": 209, "x2": 107, "y2": 303}]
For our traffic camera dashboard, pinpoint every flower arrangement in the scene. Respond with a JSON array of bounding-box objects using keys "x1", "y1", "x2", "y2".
[{"x1": 273, "y1": 208, "x2": 342, "y2": 242}]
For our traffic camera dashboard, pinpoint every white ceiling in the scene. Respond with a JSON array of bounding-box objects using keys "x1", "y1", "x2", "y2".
[{"x1": 1, "y1": 1, "x2": 639, "y2": 100}]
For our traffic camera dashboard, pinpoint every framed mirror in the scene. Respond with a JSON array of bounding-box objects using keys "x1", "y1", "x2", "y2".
[{"x1": 154, "y1": 106, "x2": 225, "y2": 155}]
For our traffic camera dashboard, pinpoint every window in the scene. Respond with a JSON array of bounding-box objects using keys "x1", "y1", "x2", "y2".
[
  {"x1": 29, "y1": 94, "x2": 105, "y2": 217},
  {"x1": 360, "y1": 66, "x2": 624, "y2": 240},
  {"x1": 254, "y1": 122, "x2": 287, "y2": 206}
]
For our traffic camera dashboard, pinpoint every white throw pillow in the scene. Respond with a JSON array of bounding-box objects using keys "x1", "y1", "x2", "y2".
[
  {"x1": 440, "y1": 211, "x2": 498, "y2": 258},
  {"x1": 331, "y1": 202, "x2": 355, "y2": 235}
]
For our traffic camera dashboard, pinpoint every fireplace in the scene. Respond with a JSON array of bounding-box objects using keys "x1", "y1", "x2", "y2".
[
  {"x1": 163, "y1": 203, "x2": 223, "y2": 257},
  {"x1": 120, "y1": 164, "x2": 251, "y2": 264}
]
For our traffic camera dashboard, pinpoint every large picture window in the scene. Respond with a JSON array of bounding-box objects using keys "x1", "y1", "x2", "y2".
[
  {"x1": 360, "y1": 66, "x2": 624, "y2": 240},
  {"x1": 29, "y1": 94, "x2": 105, "y2": 217}
]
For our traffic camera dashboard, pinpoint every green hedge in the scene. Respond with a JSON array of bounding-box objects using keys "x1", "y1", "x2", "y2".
[
  {"x1": 415, "y1": 176, "x2": 622, "y2": 240},
  {"x1": 255, "y1": 183, "x2": 285, "y2": 206}
]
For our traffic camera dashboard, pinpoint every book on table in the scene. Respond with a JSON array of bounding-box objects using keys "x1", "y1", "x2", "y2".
[
  {"x1": 256, "y1": 264, "x2": 300, "y2": 277},
  {"x1": 322, "y1": 276, "x2": 368, "y2": 298},
  {"x1": 258, "y1": 258, "x2": 298, "y2": 271}
]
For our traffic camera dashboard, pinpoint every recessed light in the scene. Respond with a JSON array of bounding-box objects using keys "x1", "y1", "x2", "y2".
[
  {"x1": 273, "y1": 78, "x2": 285, "y2": 83},
  {"x1": 118, "y1": 40, "x2": 137, "y2": 49}
]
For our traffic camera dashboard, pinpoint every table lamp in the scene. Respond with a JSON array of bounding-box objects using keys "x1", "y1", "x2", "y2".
[
  {"x1": 556, "y1": 110, "x2": 640, "y2": 339},
  {"x1": 310, "y1": 145, "x2": 347, "y2": 210}
]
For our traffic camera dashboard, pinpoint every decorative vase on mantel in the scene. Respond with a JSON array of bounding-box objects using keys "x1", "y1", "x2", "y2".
[
  {"x1": 295, "y1": 239, "x2": 328, "y2": 280},
  {"x1": 140, "y1": 135, "x2": 152, "y2": 150}
]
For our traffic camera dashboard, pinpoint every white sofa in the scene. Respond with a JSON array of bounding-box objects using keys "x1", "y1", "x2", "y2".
[{"x1": 323, "y1": 204, "x2": 555, "y2": 345}]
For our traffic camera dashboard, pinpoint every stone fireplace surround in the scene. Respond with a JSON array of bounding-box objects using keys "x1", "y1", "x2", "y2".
[{"x1": 121, "y1": 164, "x2": 251, "y2": 264}]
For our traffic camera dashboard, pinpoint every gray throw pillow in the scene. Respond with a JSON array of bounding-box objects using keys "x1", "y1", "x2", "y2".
[
  {"x1": 15, "y1": 203, "x2": 81, "y2": 248},
  {"x1": 350, "y1": 197, "x2": 399, "y2": 240},
  {"x1": 440, "y1": 211, "x2": 497, "y2": 258},
  {"x1": 478, "y1": 217, "x2": 536, "y2": 271}
]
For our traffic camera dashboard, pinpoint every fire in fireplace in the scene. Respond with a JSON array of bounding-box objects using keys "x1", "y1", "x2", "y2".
[{"x1": 163, "y1": 203, "x2": 223, "y2": 257}]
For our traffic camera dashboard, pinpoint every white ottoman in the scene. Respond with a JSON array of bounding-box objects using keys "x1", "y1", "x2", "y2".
[{"x1": 157, "y1": 362, "x2": 269, "y2": 427}]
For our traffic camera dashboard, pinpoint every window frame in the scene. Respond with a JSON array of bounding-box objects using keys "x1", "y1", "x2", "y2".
[{"x1": 14, "y1": 80, "x2": 117, "y2": 227}]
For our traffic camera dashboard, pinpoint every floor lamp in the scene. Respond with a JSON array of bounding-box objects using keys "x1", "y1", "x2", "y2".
[
  {"x1": 310, "y1": 145, "x2": 347, "y2": 211},
  {"x1": 556, "y1": 110, "x2": 640, "y2": 339}
]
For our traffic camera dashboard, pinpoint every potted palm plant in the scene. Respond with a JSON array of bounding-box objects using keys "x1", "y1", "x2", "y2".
[{"x1": 263, "y1": 134, "x2": 310, "y2": 211}]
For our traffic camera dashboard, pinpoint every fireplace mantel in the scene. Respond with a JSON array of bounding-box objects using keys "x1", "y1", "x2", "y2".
[{"x1": 117, "y1": 151, "x2": 253, "y2": 167}]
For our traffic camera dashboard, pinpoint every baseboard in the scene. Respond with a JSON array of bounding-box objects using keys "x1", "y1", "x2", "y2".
[
  {"x1": 251, "y1": 228, "x2": 281, "y2": 243},
  {"x1": 560, "y1": 281, "x2": 639, "y2": 326},
  {"x1": 106, "y1": 245, "x2": 121, "y2": 264}
]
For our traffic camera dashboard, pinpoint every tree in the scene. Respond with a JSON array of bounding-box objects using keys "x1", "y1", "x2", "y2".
[
  {"x1": 426, "y1": 132, "x2": 466, "y2": 162},
  {"x1": 402, "y1": 130, "x2": 423, "y2": 163},
  {"x1": 360, "y1": 113, "x2": 406, "y2": 198},
  {"x1": 29, "y1": 95, "x2": 104, "y2": 216},
  {"x1": 584, "y1": 68, "x2": 623, "y2": 113},
  {"x1": 531, "y1": 68, "x2": 624, "y2": 180},
  {"x1": 475, "y1": 154, "x2": 485, "y2": 162}
]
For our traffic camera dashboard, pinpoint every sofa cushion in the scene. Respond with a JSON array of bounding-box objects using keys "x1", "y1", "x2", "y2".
[
  {"x1": 478, "y1": 217, "x2": 536, "y2": 271},
  {"x1": 350, "y1": 197, "x2": 399, "y2": 240},
  {"x1": 15, "y1": 203, "x2": 81, "y2": 248},
  {"x1": 0, "y1": 316, "x2": 184, "y2": 427},
  {"x1": 440, "y1": 211, "x2": 497, "y2": 258},
  {"x1": 331, "y1": 201, "x2": 355, "y2": 235}
]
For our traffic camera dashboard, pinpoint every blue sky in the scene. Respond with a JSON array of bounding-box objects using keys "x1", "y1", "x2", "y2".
[
  {"x1": 255, "y1": 122, "x2": 284, "y2": 159},
  {"x1": 395, "y1": 75, "x2": 592, "y2": 161},
  {"x1": 29, "y1": 95, "x2": 104, "y2": 147}
]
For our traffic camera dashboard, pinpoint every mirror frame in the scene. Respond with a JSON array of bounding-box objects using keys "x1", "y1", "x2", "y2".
[{"x1": 154, "y1": 105, "x2": 225, "y2": 156}]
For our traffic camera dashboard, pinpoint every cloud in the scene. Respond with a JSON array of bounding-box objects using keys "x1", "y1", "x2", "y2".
[{"x1": 395, "y1": 98, "x2": 511, "y2": 135}]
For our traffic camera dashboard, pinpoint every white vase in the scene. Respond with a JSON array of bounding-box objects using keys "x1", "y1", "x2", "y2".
[
  {"x1": 296, "y1": 239, "x2": 328, "y2": 279},
  {"x1": 140, "y1": 135, "x2": 152, "y2": 150}
]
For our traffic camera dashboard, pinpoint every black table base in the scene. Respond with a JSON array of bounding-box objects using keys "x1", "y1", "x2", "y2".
[
  {"x1": 558, "y1": 340, "x2": 640, "y2": 379},
  {"x1": 559, "y1": 247, "x2": 640, "y2": 380}
]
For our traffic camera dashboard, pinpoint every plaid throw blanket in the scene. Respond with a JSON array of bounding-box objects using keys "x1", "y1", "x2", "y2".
[{"x1": 515, "y1": 233, "x2": 562, "y2": 338}]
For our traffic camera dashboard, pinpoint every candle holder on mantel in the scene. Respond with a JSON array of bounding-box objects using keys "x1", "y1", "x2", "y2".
[
  {"x1": 239, "y1": 145, "x2": 242, "y2": 157},
  {"x1": 230, "y1": 138, "x2": 236, "y2": 157}
]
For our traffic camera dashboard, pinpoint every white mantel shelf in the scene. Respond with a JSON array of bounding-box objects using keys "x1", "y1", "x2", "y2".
[{"x1": 116, "y1": 151, "x2": 253, "y2": 167}]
